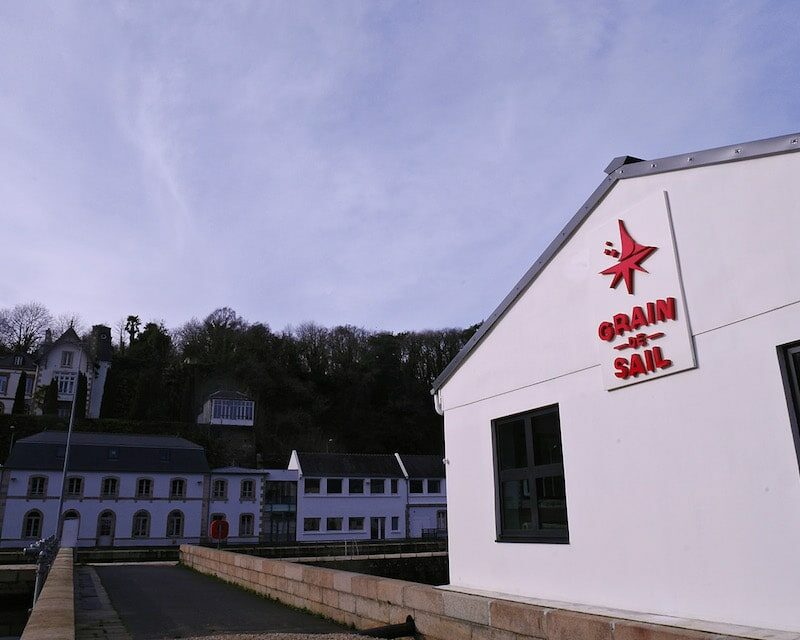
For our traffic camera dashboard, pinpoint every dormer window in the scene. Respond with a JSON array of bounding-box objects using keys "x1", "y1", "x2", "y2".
[
  {"x1": 108, "y1": 448, "x2": 118, "y2": 460},
  {"x1": 13, "y1": 355, "x2": 23, "y2": 366},
  {"x1": 61, "y1": 351, "x2": 74, "y2": 367}
]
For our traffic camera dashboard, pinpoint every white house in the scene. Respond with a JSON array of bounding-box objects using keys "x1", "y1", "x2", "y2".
[
  {"x1": 34, "y1": 325, "x2": 113, "y2": 419},
  {"x1": 431, "y1": 132, "x2": 800, "y2": 633},
  {"x1": 207, "y1": 467, "x2": 268, "y2": 544},
  {"x1": 0, "y1": 432, "x2": 209, "y2": 548},
  {"x1": 397, "y1": 454, "x2": 447, "y2": 538},
  {"x1": 289, "y1": 452, "x2": 408, "y2": 542},
  {"x1": 0, "y1": 353, "x2": 38, "y2": 415},
  {"x1": 197, "y1": 390, "x2": 255, "y2": 427}
]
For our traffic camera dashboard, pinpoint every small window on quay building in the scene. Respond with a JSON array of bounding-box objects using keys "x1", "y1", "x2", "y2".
[{"x1": 492, "y1": 404, "x2": 569, "y2": 543}]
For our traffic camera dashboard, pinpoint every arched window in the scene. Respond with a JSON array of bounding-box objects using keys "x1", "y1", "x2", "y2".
[
  {"x1": 239, "y1": 513, "x2": 255, "y2": 536},
  {"x1": 132, "y1": 510, "x2": 150, "y2": 538},
  {"x1": 23, "y1": 510, "x2": 42, "y2": 538},
  {"x1": 97, "y1": 510, "x2": 115, "y2": 537},
  {"x1": 63, "y1": 509, "x2": 80, "y2": 519},
  {"x1": 170, "y1": 478, "x2": 186, "y2": 499},
  {"x1": 166, "y1": 510, "x2": 184, "y2": 538}
]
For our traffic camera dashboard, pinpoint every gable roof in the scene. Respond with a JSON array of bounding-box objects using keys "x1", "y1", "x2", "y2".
[
  {"x1": 6, "y1": 431, "x2": 209, "y2": 473},
  {"x1": 431, "y1": 132, "x2": 800, "y2": 394},
  {"x1": 295, "y1": 452, "x2": 404, "y2": 477},
  {"x1": 398, "y1": 454, "x2": 445, "y2": 478}
]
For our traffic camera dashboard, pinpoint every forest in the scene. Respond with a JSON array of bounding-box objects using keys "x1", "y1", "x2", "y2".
[{"x1": 0, "y1": 303, "x2": 479, "y2": 458}]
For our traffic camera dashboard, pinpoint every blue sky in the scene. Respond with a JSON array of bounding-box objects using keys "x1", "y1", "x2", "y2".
[{"x1": 1, "y1": 1, "x2": 798, "y2": 333}]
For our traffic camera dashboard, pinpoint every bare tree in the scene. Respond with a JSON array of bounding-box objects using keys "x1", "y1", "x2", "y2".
[
  {"x1": 0, "y1": 302, "x2": 53, "y2": 353},
  {"x1": 114, "y1": 317, "x2": 128, "y2": 351},
  {"x1": 51, "y1": 312, "x2": 87, "y2": 338}
]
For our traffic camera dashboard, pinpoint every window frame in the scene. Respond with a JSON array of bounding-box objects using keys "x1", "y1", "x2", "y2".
[
  {"x1": 492, "y1": 404, "x2": 569, "y2": 544},
  {"x1": 212, "y1": 479, "x2": 228, "y2": 500},
  {"x1": 170, "y1": 478, "x2": 187, "y2": 499},
  {"x1": 166, "y1": 510, "x2": 184, "y2": 538},
  {"x1": 132, "y1": 510, "x2": 151, "y2": 538},
  {"x1": 778, "y1": 340, "x2": 800, "y2": 477},
  {"x1": 304, "y1": 478, "x2": 321, "y2": 494},
  {"x1": 348, "y1": 478, "x2": 364, "y2": 494},
  {"x1": 428, "y1": 479, "x2": 441, "y2": 494},
  {"x1": 135, "y1": 477, "x2": 154, "y2": 499},
  {"x1": 100, "y1": 477, "x2": 119, "y2": 498},
  {"x1": 326, "y1": 478, "x2": 343, "y2": 494},
  {"x1": 303, "y1": 517, "x2": 320, "y2": 532},
  {"x1": 348, "y1": 516, "x2": 364, "y2": 531},
  {"x1": 326, "y1": 517, "x2": 343, "y2": 531},
  {"x1": 23, "y1": 509, "x2": 43, "y2": 538},
  {"x1": 369, "y1": 479, "x2": 385, "y2": 494},
  {"x1": 28, "y1": 476, "x2": 47, "y2": 498},
  {"x1": 65, "y1": 476, "x2": 84, "y2": 498},
  {"x1": 240, "y1": 479, "x2": 256, "y2": 501},
  {"x1": 239, "y1": 513, "x2": 255, "y2": 536},
  {"x1": 409, "y1": 479, "x2": 424, "y2": 494}
]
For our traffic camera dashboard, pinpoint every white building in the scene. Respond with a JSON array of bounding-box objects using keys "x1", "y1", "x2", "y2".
[
  {"x1": 197, "y1": 390, "x2": 255, "y2": 427},
  {"x1": 431, "y1": 133, "x2": 800, "y2": 633},
  {"x1": 0, "y1": 353, "x2": 38, "y2": 415},
  {"x1": 34, "y1": 325, "x2": 113, "y2": 419},
  {"x1": 289, "y1": 452, "x2": 408, "y2": 542},
  {"x1": 0, "y1": 432, "x2": 209, "y2": 548},
  {"x1": 398, "y1": 454, "x2": 447, "y2": 538}
]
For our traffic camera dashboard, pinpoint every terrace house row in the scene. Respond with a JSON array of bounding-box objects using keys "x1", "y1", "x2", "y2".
[{"x1": 0, "y1": 432, "x2": 446, "y2": 548}]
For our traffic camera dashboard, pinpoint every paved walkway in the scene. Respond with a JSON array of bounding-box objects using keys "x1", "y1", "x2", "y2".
[
  {"x1": 92, "y1": 564, "x2": 349, "y2": 640},
  {"x1": 76, "y1": 566, "x2": 132, "y2": 640}
]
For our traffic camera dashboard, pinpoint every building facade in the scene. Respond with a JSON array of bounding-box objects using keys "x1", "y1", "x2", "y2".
[
  {"x1": 0, "y1": 432, "x2": 209, "y2": 548},
  {"x1": 0, "y1": 354, "x2": 38, "y2": 415},
  {"x1": 431, "y1": 133, "x2": 800, "y2": 632}
]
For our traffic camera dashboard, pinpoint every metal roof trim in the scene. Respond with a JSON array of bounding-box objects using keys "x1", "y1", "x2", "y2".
[{"x1": 431, "y1": 132, "x2": 800, "y2": 394}]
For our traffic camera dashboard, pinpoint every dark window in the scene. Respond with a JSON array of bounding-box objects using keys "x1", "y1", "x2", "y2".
[
  {"x1": 391, "y1": 479, "x2": 398, "y2": 494},
  {"x1": 304, "y1": 478, "x2": 320, "y2": 494},
  {"x1": 166, "y1": 510, "x2": 184, "y2": 537},
  {"x1": 327, "y1": 479, "x2": 342, "y2": 494},
  {"x1": 159, "y1": 450, "x2": 171, "y2": 462},
  {"x1": 101, "y1": 477, "x2": 118, "y2": 498},
  {"x1": 170, "y1": 478, "x2": 186, "y2": 499},
  {"x1": 28, "y1": 476, "x2": 47, "y2": 498},
  {"x1": 326, "y1": 517, "x2": 343, "y2": 531},
  {"x1": 428, "y1": 479, "x2": 441, "y2": 494},
  {"x1": 348, "y1": 517, "x2": 364, "y2": 530},
  {"x1": 108, "y1": 448, "x2": 118, "y2": 460},
  {"x1": 239, "y1": 513, "x2": 255, "y2": 536},
  {"x1": 23, "y1": 510, "x2": 42, "y2": 538},
  {"x1": 409, "y1": 479, "x2": 423, "y2": 494},
  {"x1": 212, "y1": 479, "x2": 227, "y2": 499},
  {"x1": 66, "y1": 477, "x2": 83, "y2": 497},
  {"x1": 136, "y1": 478, "x2": 153, "y2": 499},
  {"x1": 779, "y1": 341, "x2": 800, "y2": 474},
  {"x1": 304, "y1": 517, "x2": 320, "y2": 532},
  {"x1": 348, "y1": 479, "x2": 364, "y2": 494},
  {"x1": 369, "y1": 479, "x2": 385, "y2": 494},
  {"x1": 132, "y1": 510, "x2": 150, "y2": 538},
  {"x1": 493, "y1": 405, "x2": 568, "y2": 543},
  {"x1": 391, "y1": 516, "x2": 399, "y2": 531},
  {"x1": 240, "y1": 479, "x2": 255, "y2": 500}
]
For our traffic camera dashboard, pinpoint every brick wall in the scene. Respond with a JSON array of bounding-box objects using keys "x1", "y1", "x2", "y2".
[{"x1": 180, "y1": 545, "x2": 759, "y2": 640}]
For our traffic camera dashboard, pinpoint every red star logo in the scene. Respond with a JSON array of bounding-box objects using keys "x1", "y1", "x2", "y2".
[{"x1": 599, "y1": 220, "x2": 657, "y2": 295}]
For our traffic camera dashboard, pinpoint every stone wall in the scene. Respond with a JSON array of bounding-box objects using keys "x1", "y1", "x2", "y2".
[
  {"x1": 21, "y1": 547, "x2": 74, "y2": 640},
  {"x1": 180, "y1": 545, "x2": 766, "y2": 640}
]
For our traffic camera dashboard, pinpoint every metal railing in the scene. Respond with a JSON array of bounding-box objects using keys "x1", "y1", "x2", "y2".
[{"x1": 23, "y1": 535, "x2": 58, "y2": 606}]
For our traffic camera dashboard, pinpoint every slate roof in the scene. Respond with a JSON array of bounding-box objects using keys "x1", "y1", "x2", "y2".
[
  {"x1": 0, "y1": 354, "x2": 37, "y2": 372},
  {"x1": 399, "y1": 454, "x2": 445, "y2": 479},
  {"x1": 296, "y1": 453, "x2": 404, "y2": 478},
  {"x1": 212, "y1": 466, "x2": 270, "y2": 474},
  {"x1": 431, "y1": 132, "x2": 800, "y2": 393},
  {"x1": 5, "y1": 431, "x2": 209, "y2": 473}
]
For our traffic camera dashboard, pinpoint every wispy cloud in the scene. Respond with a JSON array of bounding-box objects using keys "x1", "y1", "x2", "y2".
[{"x1": 1, "y1": 0, "x2": 798, "y2": 331}]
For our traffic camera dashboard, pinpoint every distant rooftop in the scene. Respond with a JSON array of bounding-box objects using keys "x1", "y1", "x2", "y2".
[{"x1": 296, "y1": 452, "x2": 404, "y2": 477}]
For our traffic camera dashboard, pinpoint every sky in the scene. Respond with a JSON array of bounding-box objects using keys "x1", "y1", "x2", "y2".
[{"x1": 1, "y1": 1, "x2": 798, "y2": 334}]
